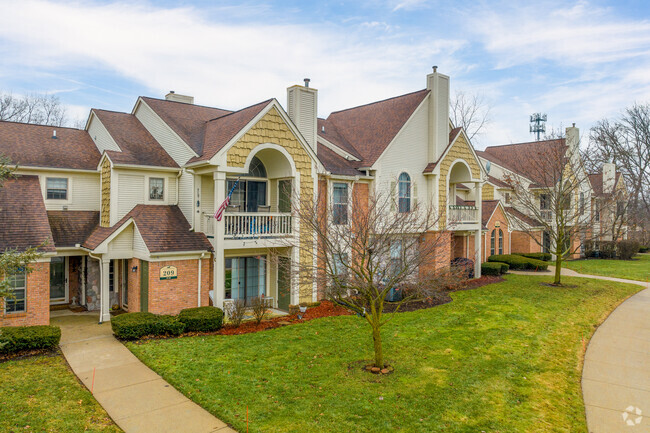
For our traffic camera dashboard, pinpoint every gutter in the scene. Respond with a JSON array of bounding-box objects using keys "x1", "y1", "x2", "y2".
[{"x1": 87, "y1": 251, "x2": 104, "y2": 324}]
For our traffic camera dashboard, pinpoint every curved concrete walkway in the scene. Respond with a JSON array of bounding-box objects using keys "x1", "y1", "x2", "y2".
[
  {"x1": 52, "y1": 313, "x2": 235, "y2": 433},
  {"x1": 513, "y1": 265, "x2": 650, "y2": 432}
]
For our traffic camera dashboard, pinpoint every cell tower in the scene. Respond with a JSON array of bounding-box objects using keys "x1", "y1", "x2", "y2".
[{"x1": 529, "y1": 113, "x2": 547, "y2": 141}]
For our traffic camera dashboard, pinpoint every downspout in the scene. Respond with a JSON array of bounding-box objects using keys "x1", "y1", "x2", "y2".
[
  {"x1": 175, "y1": 169, "x2": 182, "y2": 205},
  {"x1": 198, "y1": 252, "x2": 205, "y2": 307},
  {"x1": 88, "y1": 251, "x2": 103, "y2": 324}
]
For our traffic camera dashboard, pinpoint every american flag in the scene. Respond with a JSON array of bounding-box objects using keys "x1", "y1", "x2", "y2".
[{"x1": 214, "y1": 178, "x2": 240, "y2": 221}]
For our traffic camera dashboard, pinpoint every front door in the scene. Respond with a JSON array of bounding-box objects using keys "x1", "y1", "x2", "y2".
[
  {"x1": 277, "y1": 256, "x2": 291, "y2": 311},
  {"x1": 50, "y1": 256, "x2": 68, "y2": 304}
]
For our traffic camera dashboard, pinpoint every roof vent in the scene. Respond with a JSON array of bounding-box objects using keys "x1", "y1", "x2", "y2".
[
  {"x1": 52, "y1": 130, "x2": 57, "y2": 139},
  {"x1": 304, "y1": 78, "x2": 310, "y2": 88},
  {"x1": 432, "y1": 66, "x2": 438, "y2": 72}
]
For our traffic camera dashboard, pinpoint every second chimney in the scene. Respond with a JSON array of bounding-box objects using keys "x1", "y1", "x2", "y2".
[
  {"x1": 603, "y1": 162, "x2": 616, "y2": 194},
  {"x1": 287, "y1": 79, "x2": 318, "y2": 154},
  {"x1": 165, "y1": 91, "x2": 194, "y2": 104}
]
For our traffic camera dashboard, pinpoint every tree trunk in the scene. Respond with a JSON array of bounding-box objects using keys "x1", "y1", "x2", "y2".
[
  {"x1": 371, "y1": 321, "x2": 383, "y2": 368},
  {"x1": 554, "y1": 254, "x2": 562, "y2": 285}
]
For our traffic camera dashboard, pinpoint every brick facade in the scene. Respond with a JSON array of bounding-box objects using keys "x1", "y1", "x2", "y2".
[
  {"x1": 511, "y1": 230, "x2": 542, "y2": 254},
  {"x1": 482, "y1": 205, "x2": 510, "y2": 260},
  {"x1": 146, "y1": 258, "x2": 213, "y2": 316},
  {"x1": 0, "y1": 262, "x2": 50, "y2": 327}
]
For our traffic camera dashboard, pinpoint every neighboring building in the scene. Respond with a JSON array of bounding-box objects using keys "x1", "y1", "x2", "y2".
[
  {"x1": 0, "y1": 69, "x2": 488, "y2": 327},
  {"x1": 588, "y1": 163, "x2": 628, "y2": 242}
]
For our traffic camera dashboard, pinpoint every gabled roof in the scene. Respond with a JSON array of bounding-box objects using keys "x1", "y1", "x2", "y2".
[
  {"x1": 423, "y1": 127, "x2": 462, "y2": 173},
  {"x1": 140, "y1": 97, "x2": 232, "y2": 156},
  {"x1": 0, "y1": 121, "x2": 100, "y2": 170},
  {"x1": 92, "y1": 110, "x2": 178, "y2": 168},
  {"x1": 84, "y1": 205, "x2": 212, "y2": 253},
  {"x1": 0, "y1": 175, "x2": 55, "y2": 253},
  {"x1": 505, "y1": 207, "x2": 543, "y2": 228},
  {"x1": 486, "y1": 175, "x2": 512, "y2": 189},
  {"x1": 47, "y1": 211, "x2": 99, "y2": 248},
  {"x1": 189, "y1": 99, "x2": 274, "y2": 163},
  {"x1": 480, "y1": 138, "x2": 567, "y2": 186},
  {"x1": 588, "y1": 172, "x2": 622, "y2": 197},
  {"x1": 457, "y1": 199, "x2": 502, "y2": 228},
  {"x1": 317, "y1": 89, "x2": 430, "y2": 167},
  {"x1": 317, "y1": 143, "x2": 364, "y2": 176}
]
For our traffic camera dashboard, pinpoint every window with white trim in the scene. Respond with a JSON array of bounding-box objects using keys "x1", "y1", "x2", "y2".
[
  {"x1": 498, "y1": 229, "x2": 504, "y2": 255},
  {"x1": 398, "y1": 172, "x2": 411, "y2": 213},
  {"x1": 5, "y1": 273, "x2": 26, "y2": 313},
  {"x1": 46, "y1": 177, "x2": 68, "y2": 200},
  {"x1": 149, "y1": 178, "x2": 164, "y2": 200},
  {"x1": 332, "y1": 183, "x2": 348, "y2": 225}
]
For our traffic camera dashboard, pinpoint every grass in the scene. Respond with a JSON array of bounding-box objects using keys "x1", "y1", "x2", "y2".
[
  {"x1": 126, "y1": 275, "x2": 641, "y2": 433},
  {"x1": 0, "y1": 354, "x2": 121, "y2": 432},
  {"x1": 564, "y1": 253, "x2": 650, "y2": 282}
]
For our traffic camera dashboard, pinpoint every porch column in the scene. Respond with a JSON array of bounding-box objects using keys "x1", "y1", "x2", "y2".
[
  {"x1": 213, "y1": 171, "x2": 226, "y2": 309},
  {"x1": 474, "y1": 181, "x2": 483, "y2": 278},
  {"x1": 291, "y1": 173, "x2": 301, "y2": 305},
  {"x1": 100, "y1": 258, "x2": 111, "y2": 323}
]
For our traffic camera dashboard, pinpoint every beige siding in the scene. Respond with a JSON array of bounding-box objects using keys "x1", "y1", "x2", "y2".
[
  {"x1": 87, "y1": 115, "x2": 120, "y2": 153},
  {"x1": 168, "y1": 175, "x2": 177, "y2": 204},
  {"x1": 108, "y1": 225, "x2": 133, "y2": 255},
  {"x1": 178, "y1": 171, "x2": 194, "y2": 224},
  {"x1": 134, "y1": 101, "x2": 196, "y2": 165},
  {"x1": 117, "y1": 173, "x2": 145, "y2": 219},
  {"x1": 269, "y1": 179, "x2": 278, "y2": 211},
  {"x1": 24, "y1": 170, "x2": 101, "y2": 212},
  {"x1": 133, "y1": 226, "x2": 149, "y2": 256}
]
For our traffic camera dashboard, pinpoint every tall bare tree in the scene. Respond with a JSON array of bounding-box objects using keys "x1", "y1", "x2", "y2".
[
  {"x1": 584, "y1": 104, "x2": 650, "y2": 239},
  {"x1": 0, "y1": 91, "x2": 68, "y2": 127},
  {"x1": 283, "y1": 184, "x2": 462, "y2": 369},
  {"x1": 504, "y1": 131, "x2": 592, "y2": 285},
  {"x1": 450, "y1": 90, "x2": 491, "y2": 141}
]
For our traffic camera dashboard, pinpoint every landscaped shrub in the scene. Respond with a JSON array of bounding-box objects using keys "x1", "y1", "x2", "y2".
[
  {"x1": 515, "y1": 252, "x2": 552, "y2": 262},
  {"x1": 585, "y1": 241, "x2": 617, "y2": 259},
  {"x1": 488, "y1": 254, "x2": 548, "y2": 271},
  {"x1": 481, "y1": 262, "x2": 503, "y2": 276},
  {"x1": 640, "y1": 246, "x2": 649, "y2": 253},
  {"x1": 111, "y1": 312, "x2": 185, "y2": 340},
  {"x1": 0, "y1": 325, "x2": 61, "y2": 354},
  {"x1": 225, "y1": 299, "x2": 246, "y2": 327},
  {"x1": 178, "y1": 307, "x2": 224, "y2": 332},
  {"x1": 250, "y1": 296, "x2": 269, "y2": 325},
  {"x1": 497, "y1": 262, "x2": 510, "y2": 274},
  {"x1": 617, "y1": 240, "x2": 640, "y2": 260}
]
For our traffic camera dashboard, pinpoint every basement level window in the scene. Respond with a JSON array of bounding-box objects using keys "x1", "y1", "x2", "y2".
[
  {"x1": 149, "y1": 178, "x2": 164, "y2": 200},
  {"x1": 46, "y1": 177, "x2": 68, "y2": 200},
  {"x1": 5, "y1": 273, "x2": 26, "y2": 313}
]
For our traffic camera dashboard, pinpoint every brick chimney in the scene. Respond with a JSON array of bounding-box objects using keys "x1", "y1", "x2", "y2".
[{"x1": 427, "y1": 66, "x2": 450, "y2": 162}]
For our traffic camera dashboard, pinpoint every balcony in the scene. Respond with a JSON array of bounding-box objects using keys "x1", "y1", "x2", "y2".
[
  {"x1": 448, "y1": 205, "x2": 479, "y2": 225},
  {"x1": 203, "y1": 212, "x2": 293, "y2": 239}
]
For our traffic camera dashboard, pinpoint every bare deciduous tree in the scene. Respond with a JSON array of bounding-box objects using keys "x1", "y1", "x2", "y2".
[
  {"x1": 0, "y1": 91, "x2": 68, "y2": 127},
  {"x1": 282, "y1": 185, "x2": 462, "y2": 369},
  {"x1": 450, "y1": 90, "x2": 491, "y2": 141},
  {"x1": 504, "y1": 131, "x2": 592, "y2": 285},
  {"x1": 584, "y1": 104, "x2": 650, "y2": 241}
]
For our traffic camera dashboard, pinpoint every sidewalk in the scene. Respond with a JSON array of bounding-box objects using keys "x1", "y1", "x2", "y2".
[
  {"x1": 512, "y1": 266, "x2": 650, "y2": 432},
  {"x1": 53, "y1": 313, "x2": 235, "y2": 433}
]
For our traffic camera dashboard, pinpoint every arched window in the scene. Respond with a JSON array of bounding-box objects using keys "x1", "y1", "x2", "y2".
[
  {"x1": 246, "y1": 156, "x2": 267, "y2": 178},
  {"x1": 398, "y1": 172, "x2": 411, "y2": 213},
  {"x1": 498, "y1": 229, "x2": 504, "y2": 255},
  {"x1": 490, "y1": 229, "x2": 496, "y2": 256}
]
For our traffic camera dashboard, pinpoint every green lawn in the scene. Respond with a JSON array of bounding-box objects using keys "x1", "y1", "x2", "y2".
[
  {"x1": 564, "y1": 253, "x2": 650, "y2": 281},
  {"x1": 0, "y1": 354, "x2": 121, "y2": 432},
  {"x1": 127, "y1": 275, "x2": 640, "y2": 433}
]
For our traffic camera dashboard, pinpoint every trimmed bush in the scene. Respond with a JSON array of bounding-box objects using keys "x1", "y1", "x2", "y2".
[
  {"x1": 617, "y1": 240, "x2": 640, "y2": 260},
  {"x1": 111, "y1": 312, "x2": 185, "y2": 340},
  {"x1": 488, "y1": 254, "x2": 548, "y2": 271},
  {"x1": 640, "y1": 246, "x2": 649, "y2": 253},
  {"x1": 0, "y1": 325, "x2": 61, "y2": 354},
  {"x1": 481, "y1": 262, "x2": 503, "y2": 276},
  {"x1": 178, "y1": 307, "x2": 224, "y2": 332},
  {"x1": 515, "y1": 252, "x2": 552, "y2": 262},
  {"x1": 497, "y1": 262, "x2": 510, "y2": 274}
]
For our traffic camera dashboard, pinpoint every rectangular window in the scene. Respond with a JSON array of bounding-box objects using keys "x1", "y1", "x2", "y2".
[
  {"x1": 505, "y1": 192, "x2": 511, "y2": 204},
  {"x1": 332, "y1": 183, "x2": 348, "y2": 225},
  {"x1": 617, "y1": 201, "x2": 625, "y2": 218},
  {"x1": 46, "y1": 177, "x2": 68, "y2": 200},
  {"x1": 5, "y1": 273, "x2": 26, "y2": 313},
  {"x1": 109, "y1": 261, "x2": 114, "y2": 292},
  {"x1": 333, "y1": 253, "x2": 348, "y2": 276},
  {"x1": 579, "y1": 193, "x2": 585, "y2": 215},
  {"x1": 278, "y1": 179, "x2": 292, "y2": 213},
  {"x1": 225, "y1": 256, "x2": 266, "y2": 302},
  {"x1": 149, "y1": 178, "x2": 164, "y2": 200},
  {"x1": 539, "y1": 193, "x2": 549, "y2": 210},
  {"x1": 595, "y1": 202, "x2": 601, "y2": 222}
]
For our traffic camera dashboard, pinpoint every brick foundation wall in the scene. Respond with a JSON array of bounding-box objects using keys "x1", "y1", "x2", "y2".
[
  {"x1": 147, "y1": 258, "x2": 211, "y2": 315},
  {"x1": 0, "y1": 262, "x2": 50, "y2": 327},
  {"x1": 419, "y1": 231, "x2": 452, "y2": 278}
]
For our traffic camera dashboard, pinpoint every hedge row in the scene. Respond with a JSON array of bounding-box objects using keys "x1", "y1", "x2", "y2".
[
  {"x1": 514, "y1": 252, "x2": 552, "y2": 262},
  {"x1": 112, "y1": 306, "x2": 224, "y2": 340},
  {"x1": 487, "y1": 254, "x2": 548, "y2": 271},
  {"x1": 0, "y1": 325, "x2": 61, "y2": 354},
  {"x1": 481, "y1": 262, "x2": 509, "y2": 276},
  {"x1": 585, "y1": 240, "x2": 641, "y2": 260},
  {"x1": 640, "y1": 246, "x2": 649, "y2": 253}
]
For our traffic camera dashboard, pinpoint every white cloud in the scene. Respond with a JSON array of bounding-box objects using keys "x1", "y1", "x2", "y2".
[{"x1": 0, "y1": 0, "x2": 466, "y2": 116}]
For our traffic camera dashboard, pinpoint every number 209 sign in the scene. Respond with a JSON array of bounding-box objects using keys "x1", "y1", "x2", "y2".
[{"x1": 160, "y1": 265, "x2": 178, "y2": 280}]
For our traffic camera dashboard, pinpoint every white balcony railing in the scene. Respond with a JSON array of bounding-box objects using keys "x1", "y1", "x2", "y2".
[
  {"x1": 448, "y1": 205, "x2": 479, "y2": 224},
  {"x1": 540, "y1": 210, "x2": 553, "y2": 221},
  {"x1": 224, "y1": 212, "x2": 293, "y2": 239}
]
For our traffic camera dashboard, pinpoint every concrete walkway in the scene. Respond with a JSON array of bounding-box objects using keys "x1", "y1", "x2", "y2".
[
  {"x1": 53, "y1": 313, "x2": 235, "y2": 433},
  {"x1": 513, "y1": 266, "x2": 650, "y2": 432}
]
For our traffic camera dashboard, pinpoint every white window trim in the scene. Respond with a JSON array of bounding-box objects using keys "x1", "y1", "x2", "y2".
[
  {"x1": 330, "y1": 180, "x2": 351, "y2": 226},
  {"x1": 42, "y1": 176, "x2": 73, "y2": 205},
  {"x1": 397, "y1": 171, "x2": 412, "y2": 213},
  {"x1": 226, "y1": 177, "x2": 270, "y2": 211},
  {"x1": 144, "y1": 175, "x2": 167, "y2": 204},
  {"x1": 5, "y1": 272, "x2": 27, "y2": 314}
]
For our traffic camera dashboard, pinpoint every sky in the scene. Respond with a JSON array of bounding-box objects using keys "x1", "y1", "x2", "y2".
[{"x1": 1, "y1": 0, "x2": 650, "y2": 148}]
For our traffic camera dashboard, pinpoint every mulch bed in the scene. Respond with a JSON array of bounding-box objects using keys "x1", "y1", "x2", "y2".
[{"x1": 0, "y1": 348, "x2": 59, "y2": 363}]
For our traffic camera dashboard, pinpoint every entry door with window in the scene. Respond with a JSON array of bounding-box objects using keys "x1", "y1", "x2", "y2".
[
  {"x1": 50, "y1": 256, "x2": 68, "y2": 304},
  {"x1": 225, "y1": 256, "x2": 266, "y2": 304}
]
